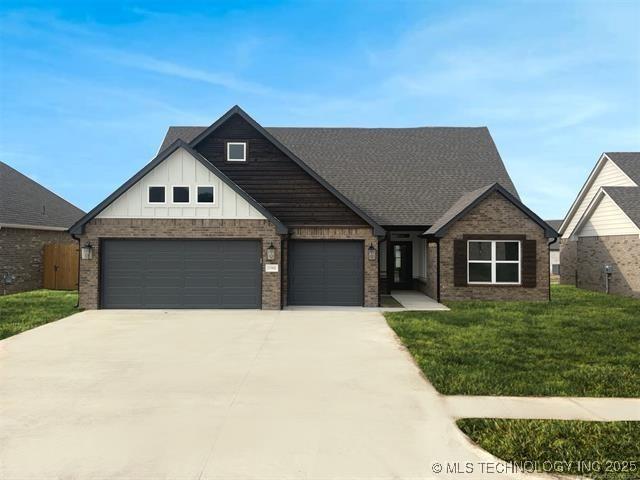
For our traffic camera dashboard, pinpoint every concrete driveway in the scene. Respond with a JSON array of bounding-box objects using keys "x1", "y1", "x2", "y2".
[{"x1": 0, "y1": 310, "x2": 537, "y2": 480}]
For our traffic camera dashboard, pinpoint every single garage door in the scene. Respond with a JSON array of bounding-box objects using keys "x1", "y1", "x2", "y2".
[
  {"x1": 288, "y1": 240, "x2": 363, "y2": 306},
  {"x1": 101, "y1": 239, "x2": 261, "y2": 309}
]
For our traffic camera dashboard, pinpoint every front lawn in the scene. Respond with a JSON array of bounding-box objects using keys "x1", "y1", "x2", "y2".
[
  {"x1": 386, "y1": 285, "x2": 640, "y2": 396},
  {"x1": 0, "y1": 289, "x2": 79, "y2": 340},
  {"x1": 458, "y1": 419, "x2": 640, "y2": 480}
]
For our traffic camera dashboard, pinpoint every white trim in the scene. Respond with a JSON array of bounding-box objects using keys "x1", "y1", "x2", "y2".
[
  {"x1": 571, "y1": 188, "x2": 640, "y2": 239},
  {"x1": 0, "y1": 223, "x2": 69, "y2": 232},
  {"x1": 467, "y1": 240, "x2": 521, "y2": 285},
  {"x1": 196, "y1": 185, "x2": 216, "y2": 204},
  {"x1": 227, "y1": 142, "x2": 247, "y2": 162},
  {"x1": 560, "y1": 153, "x2": 637, "y2": 236},
  {"x1": 147, "y1": 185, "x2": 166, "y2": 204},
  {"x1": 171, "y1": 185, "x2": 191, "y2": 204}
]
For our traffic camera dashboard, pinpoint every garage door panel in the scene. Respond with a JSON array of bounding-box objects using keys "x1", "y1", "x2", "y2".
[
  {"x1": 288, "y1": 240, "x2": 363, "y2": 306},
  {"x1": 102, "y1": 239, "x2": 261, "y2": 309}
]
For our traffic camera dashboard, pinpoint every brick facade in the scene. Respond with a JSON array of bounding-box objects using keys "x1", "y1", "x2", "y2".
[
  {"x1": 559, "y1": 238, "x2": 578, "y2": 285},
  {"x1": 77, "y1": 218, "x2": 282, "y2": 310},
  {"x1": 283, "y1": 226, "x2": 379, "y2": 307},
  {"x1": 0, "y1": 227, "x2": 76, "y2": 295},
  {"x1": 576, "y1": 235, "x2": 640, "y2": 298},
  {"x1": 438, "y1": 192, "x2": 550, "y2": 301}
]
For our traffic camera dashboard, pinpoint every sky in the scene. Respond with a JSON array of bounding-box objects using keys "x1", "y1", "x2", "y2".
[{"x1": 1, "y1": 0, "x2": 639, "y2": 220}]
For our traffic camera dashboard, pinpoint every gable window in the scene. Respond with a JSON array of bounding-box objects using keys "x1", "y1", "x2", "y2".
[
  {"x1": 197, "y1": 185, "x2": 215, "y2": 203},
  {"x1": 227, "y1": 142, "x2": 246, "y2": 162},
  {"x1": 172, "y1": 186, "x2": 190, "y2": 203},
  {"x1": 468, "y1": 240, "x2": 520, "y2": 284},
  {"x1": 148, "y1": 186, "x2": 165, "y2": 204}
]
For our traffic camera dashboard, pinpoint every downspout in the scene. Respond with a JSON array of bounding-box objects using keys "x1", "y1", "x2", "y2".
[
  {"x1": 547, "y1": 237, "x2": 558, "y2": 302},
  {"x1": 71, "y1": 233, "x2": 81, "y2": 308},
  {"x1": 436, "y1": 239, "x2": 441, "y2": 303}
]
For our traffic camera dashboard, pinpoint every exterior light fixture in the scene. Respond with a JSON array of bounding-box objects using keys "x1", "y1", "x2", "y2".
[
  {"x1": 266, "y1": 242, "x2": 276, "y2": 261},
  {"x1": 368, "y1": 243, "x2": 377, "y2": 261},
  {"x1": 81, "y1": 242, "x2": 93, "y2": 260}
]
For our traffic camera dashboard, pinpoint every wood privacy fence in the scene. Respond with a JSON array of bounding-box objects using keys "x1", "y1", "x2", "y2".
[{"x1": 43, "y1": 244, "x2": 79, "y2": 290}]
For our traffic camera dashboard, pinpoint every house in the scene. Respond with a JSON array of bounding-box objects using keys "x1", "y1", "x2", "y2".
[
  {"x1": 558, "y1": 152, "x2": 640, "y2": 298},
  {"x1": 0, "y1": 162, "x2": 85, "y2": 295},
  {"x1": 545, "y1": 219, "x2": 563, "y2": 277},
  {"x1": 69, "y1": 106, "x2": 557, "y2": 309}
]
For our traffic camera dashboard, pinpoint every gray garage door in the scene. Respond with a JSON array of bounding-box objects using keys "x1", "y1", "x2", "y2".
[
  {"x1": 101, "y1": 239, "x2": 261, "y2": 309},
  {"x1": 288, "y1": 240, "x2": 363, "y2": 306}
]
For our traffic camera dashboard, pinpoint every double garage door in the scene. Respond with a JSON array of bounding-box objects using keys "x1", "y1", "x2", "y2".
[{"x1": 101, "y1": 239, "x2": 261, "y2": 309}]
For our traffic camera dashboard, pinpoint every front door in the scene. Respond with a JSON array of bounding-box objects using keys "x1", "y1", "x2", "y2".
[{"x1": 390, "y1": 241, "x2": 413, "y2": 289}]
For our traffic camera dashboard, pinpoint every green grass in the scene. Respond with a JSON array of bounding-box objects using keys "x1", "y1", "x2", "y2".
[
  {"x1": 386, "y1": 285, "x2": 640, "y2": 396},
  {"x1": 457, "y1": 419, "x2": 640, "y2": 480},
  {"x1": 0, "y1": 289, "x2": 79, "y2": 340}
]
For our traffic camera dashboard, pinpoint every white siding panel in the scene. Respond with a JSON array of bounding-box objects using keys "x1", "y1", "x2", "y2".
[
  {"x1": 563, "y1": 159, "x2": 636, "y2": 238},
  {"x1": 97, "y1": 148, "x2": 266, "y2": 220},
  {"x1": 577, "y1": 194, "x2": 640, "y2": 237}
]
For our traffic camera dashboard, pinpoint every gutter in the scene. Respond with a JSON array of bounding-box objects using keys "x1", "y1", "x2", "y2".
[{"x1": 0, "y1": 223, "x2": 68, "y2": 232}]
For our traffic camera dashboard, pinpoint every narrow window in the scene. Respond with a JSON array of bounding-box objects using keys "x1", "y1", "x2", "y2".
[
  {"x1": 468, "y1": 240, "x2": 520, "y2": 284},
  {"x1": 197, "y1": 186, "x2": 215, "y2": 203},
  {"x1": 172, "y1": 186, "x2": 190, "y2": 203},
  {"x1": 227, "y1": 142, "x2": 246, "y2": 162},
  {"x1": 148, "y1": 186, "x2": 165, "y2": 203}
]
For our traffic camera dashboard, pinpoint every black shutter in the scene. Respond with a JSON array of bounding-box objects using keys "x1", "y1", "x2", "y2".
[
  {"x1": 453, "y1": 240, "x2": 467, "y2": 287},
  {"x1": 522, "y1": 239, "x2": 537, "y2": 287}
]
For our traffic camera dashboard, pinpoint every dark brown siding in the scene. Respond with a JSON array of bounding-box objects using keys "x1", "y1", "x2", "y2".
[
  {"x1": 453, "y1": 239, "x2": 467, "y2": 287},
  {"x1": 194, "y1": 114, "x2": 366, "y2": 226}
]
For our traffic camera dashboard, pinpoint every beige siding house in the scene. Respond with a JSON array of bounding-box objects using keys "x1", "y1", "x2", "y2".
[{"x1": 559, "y1": 152, "x2": 640, "y2": 298}]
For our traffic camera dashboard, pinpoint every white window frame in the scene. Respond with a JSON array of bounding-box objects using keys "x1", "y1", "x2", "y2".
[
  {"x1": 147, "y1": 185, "x2": 166, "y2": 204},
  {"x1": 196, "y1": 185, "x2": 216, "y2": 204},
  {"x1": 467, "y1": 240, "x2": 521, "y2": 285},
  {"x1": 171, "y1": 185, "x2": 190, "y2": 204},
  {"x1": 227, "y1": 142, "x2": 247, "y2": 162}
]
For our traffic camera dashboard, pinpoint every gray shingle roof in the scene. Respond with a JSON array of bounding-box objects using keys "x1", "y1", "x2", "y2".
[
  {"x1": 603, "y1": 186, "x2": 640, "y2": 228},
  {"x1": 423, "y1": 183, "x2": 556, "y2": 237},
  {"x1": 606, "y1": 152, "x2": 640, "y2": 184},
  {"x1": 0, "y1": 161, "x2": 84, "y2": 229},
  {"x1": 161, "y1": 125, "x2": 519, "y2": 226}
]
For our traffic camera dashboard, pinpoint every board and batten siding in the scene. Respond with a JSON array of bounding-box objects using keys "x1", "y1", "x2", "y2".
[
  {"x1": 97, "y1": 147, "x2": 266, "y2": 220},
  {"x1": 563, "y1": 158, "x2": 636, "y2": 238},
  {"x1": 577, "y1": 193, "x2": 640, "y2": 237}
]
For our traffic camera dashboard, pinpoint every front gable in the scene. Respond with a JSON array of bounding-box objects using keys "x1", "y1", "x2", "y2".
[
  {"x1": 574, "y1": 190, "x2": 640, "y2": 238},
  {"x1": 97, "y1": 147, "x2": 266, "y2": 220},
  {"x1": 192, "y1": 109, "x2": 379, "y2": 231},
  {"x1": 561, "y1": 154, "x2": 637, "y2": 239}
]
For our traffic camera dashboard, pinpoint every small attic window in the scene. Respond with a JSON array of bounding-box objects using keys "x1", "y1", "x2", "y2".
[
  {"x1": 227, "y1": 142, "x2": 246, "y2": 162},
  {"x1": 148, "y1": 186, "x2": 165, "y2": 204}
]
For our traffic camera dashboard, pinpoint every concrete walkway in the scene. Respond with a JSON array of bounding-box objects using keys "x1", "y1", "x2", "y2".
[
  {"x1": 390, "y1": 290, "x2": 450, "y2": 311},
  {"x1": 0, "y1": 309, "x2": 544, "y2": 480},
  {"x1": 444, "y1": 395, "x2": 640, "y2": 421}
]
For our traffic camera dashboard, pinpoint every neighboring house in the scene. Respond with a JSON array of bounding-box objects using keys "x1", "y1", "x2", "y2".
[
  {"x1": 545, "y1": 220, "x2": 563, "y2": 276},
  {"x1": 0, "y1": 162, "x2": 85, "y2": 295},
  {"x1": 70, "y1": 106, "x2": 557, "y2": 309},
  {"x1": 559, "y1": 152, "x2": 640, "y2": 298}
]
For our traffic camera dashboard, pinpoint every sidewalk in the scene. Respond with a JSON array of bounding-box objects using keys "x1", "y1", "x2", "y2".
[{"x1": 444, "y1": 395, "x2": 640, "y2": 421}]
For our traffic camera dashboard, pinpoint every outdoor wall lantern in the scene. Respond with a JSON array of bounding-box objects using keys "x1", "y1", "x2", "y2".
[
  {"x1": 81, "y1": 242, "x2": 94, "y2": 260},
  {"x1": 266, "y1": 242, "x2": 276, "y2": 261},
  {"x1": 368, "y1": 243, "x2": 377, "y2": 261}
]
